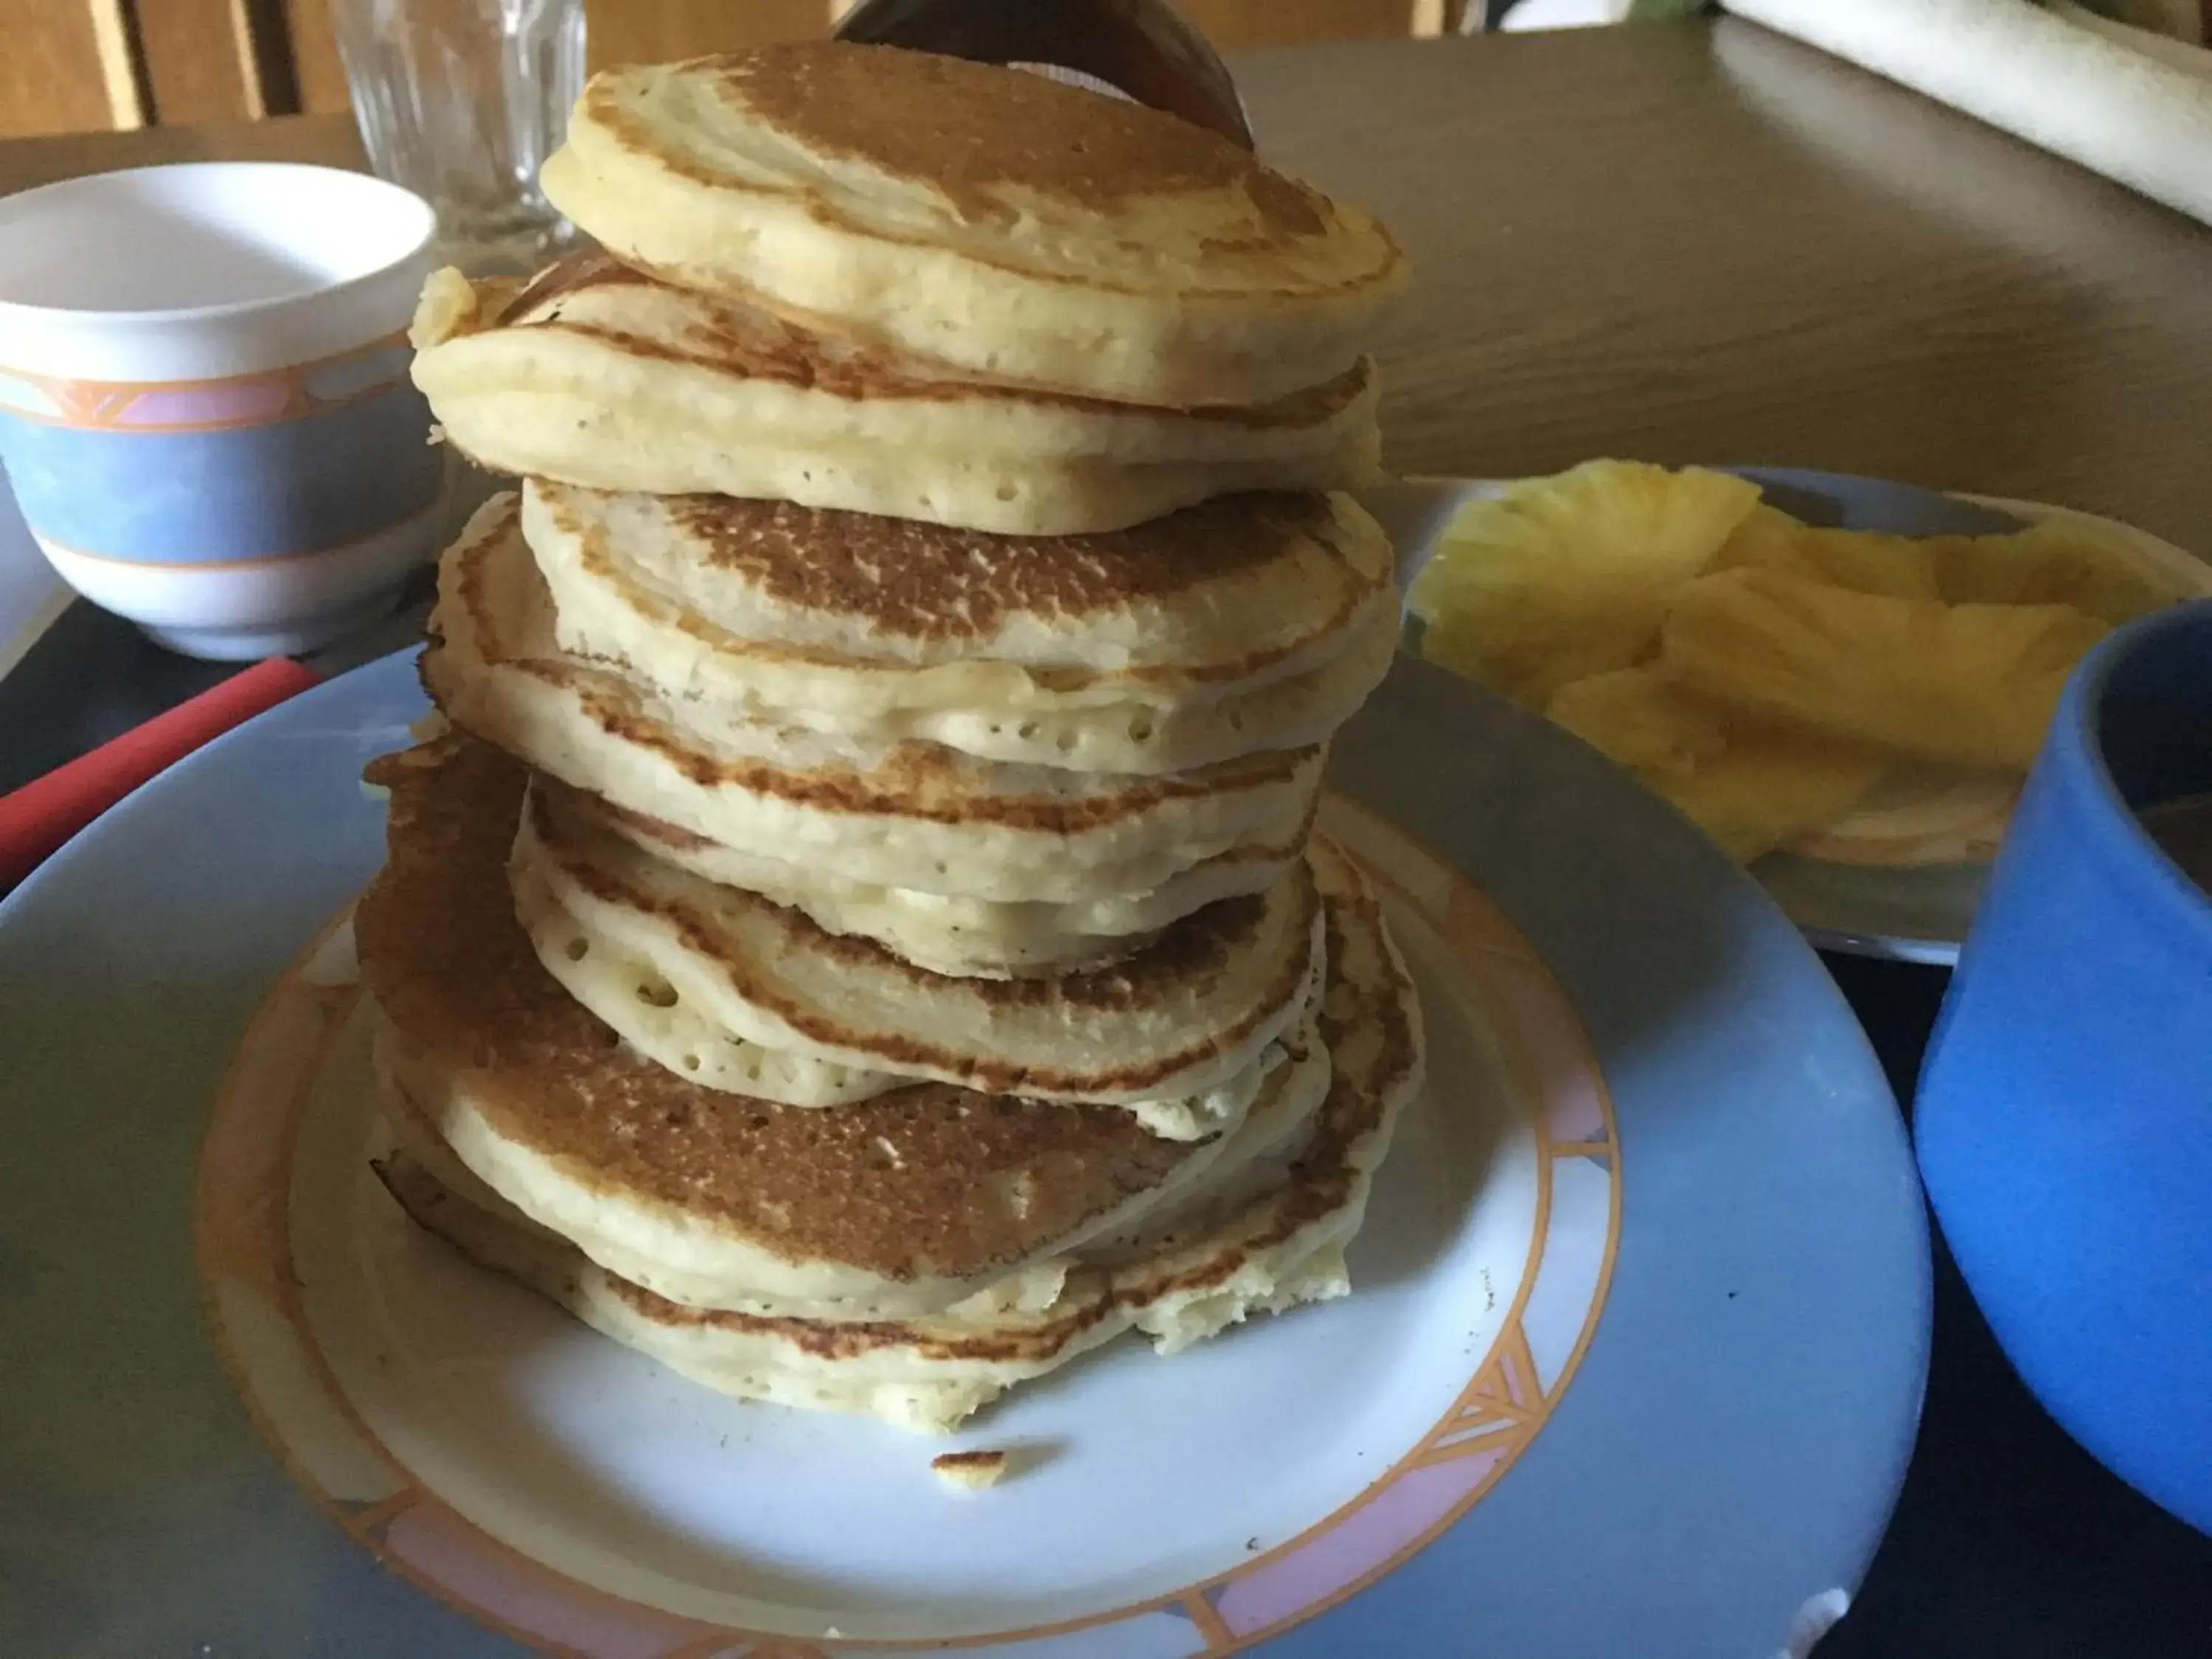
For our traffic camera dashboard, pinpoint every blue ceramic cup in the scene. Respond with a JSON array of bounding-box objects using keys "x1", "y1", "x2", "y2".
[{"x1": 1917, "y1": 598, "x2": 2212, "y2": 1534}]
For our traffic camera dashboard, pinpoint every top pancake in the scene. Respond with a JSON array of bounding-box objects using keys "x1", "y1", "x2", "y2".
[{"x1": 539, "y1": 45, "x2": 1407, "y2": 407}]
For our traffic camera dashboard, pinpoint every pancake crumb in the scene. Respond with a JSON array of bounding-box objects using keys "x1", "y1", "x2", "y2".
[{"x1": 931, "y1": 1449, "x2": 1009, "y2": 1491}]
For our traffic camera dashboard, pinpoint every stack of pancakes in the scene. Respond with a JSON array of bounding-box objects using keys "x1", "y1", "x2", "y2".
[{"x1": 358, "y1": 43, "x2": 1424, "y2": 1433}]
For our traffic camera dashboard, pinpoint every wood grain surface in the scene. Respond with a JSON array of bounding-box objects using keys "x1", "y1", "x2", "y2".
[
  {"x1": 0, "y1": 0, "x2": 144, "y2": 137},
  {"x1": 1234, "y1": 24, "x2": 2212, "y2": 549},
  {"x1": 132, "y1": 0, "x2": 276, "y2": 125},
  {"x1": 10, "y1": 0, "x2": 1449, "y2": 135},
  {"x1": 277, "y1": 0, "x2": 350, "y2": 114},
  {"x1": 1, "y1": 19, "x2": 2205, "y2": 549}
]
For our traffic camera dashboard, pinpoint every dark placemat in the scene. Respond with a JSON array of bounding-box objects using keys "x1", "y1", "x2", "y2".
[
  {"x1": 1820, "y1": 953, "x2": 2212, "y2": 1659},
  {"x1": 0, "y1": 602, "x2": 234, "y2": 798}
]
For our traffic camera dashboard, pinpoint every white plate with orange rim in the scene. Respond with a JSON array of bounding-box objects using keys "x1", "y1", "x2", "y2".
[
  {"x1": 1368, "y1": 469, "x2": 2212, "y2": 966},
  {"x1": 0, "y1": 645, "x2": 1930, "y2": 1658}
]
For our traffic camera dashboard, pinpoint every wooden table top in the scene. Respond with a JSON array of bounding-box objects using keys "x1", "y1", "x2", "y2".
[{"x1": 2, "y1": 20, "x2": 2206, "y2": 548}]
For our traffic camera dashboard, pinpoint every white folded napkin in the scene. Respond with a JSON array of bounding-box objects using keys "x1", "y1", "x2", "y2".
[{"x1": 1721, "y1": 0, "x2": 2212, "y2": 226}]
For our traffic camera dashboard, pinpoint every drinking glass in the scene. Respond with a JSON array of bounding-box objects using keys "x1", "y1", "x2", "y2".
[{"x1": 328, "y1": 0, "x2": 585, "y2": 274}]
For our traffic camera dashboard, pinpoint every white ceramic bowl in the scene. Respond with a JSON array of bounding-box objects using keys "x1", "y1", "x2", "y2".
[{"x1": 0, "y1": 163, "x2": 441, "y2": 659}]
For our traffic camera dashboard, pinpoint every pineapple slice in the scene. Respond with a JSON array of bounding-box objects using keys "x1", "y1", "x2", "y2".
[
  {"x1": 1660, "y1": 567, "x2": 2109, "y2": 770},
  {"x1": 1718, "y1": 511, "x2": 2177, "y2": 622},
  {"x1": 1933, "y1": 518, "x2": 2174, "y2": 624},
  {"x1": 1546, "y1": 666, "x2": 1888, "y2": 863},
  {"x1": 1546, "y1": 667, "x2": 1729, "y2": 779},
  {"x1": 1708, "y1": 503, "x2": 1944, "y2": 601},
  {"x1": 1660, "y1": 728, "x2": 1893, "y2": 864},
  {"x1": 1410, "y1": 462, "x2": 2166, "y2": 863},
  {"x1": 1408, "y1": 459, "x2": 1761, "y2": 706}
]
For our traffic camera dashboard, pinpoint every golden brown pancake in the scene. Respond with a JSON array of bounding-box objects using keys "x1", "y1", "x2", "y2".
[
  {"x1": 518, "y1": 479, "x2": 1401, "y2": 776},
  {"x1": 515, "y1": 773, "x2": 1322, "y2": 1107},
  {"x1": 524, "y1": 478, "x2": 1391, "y2": 684},
  {"x1": 561, "y1": 779, "x2": 1311, "y2": 979},
  {"x1": 468, "y1": 251, "x2": 1377, "y2": 434},
  {"x1": 367, "y1": 832, "x2": 1422, "y2": 1432},
  {"x1": 408, "y1": 254, "x2": 1380, "y2": 535},
  {"x1": 538, "y1": 45, "x2": 1407, "y2": 406},
  {"x1": 422, "y1": 495, "x2": 1326, "y2": 903},
  {"x1": 355, "y1": 735, "x2": 1328, "y2": 1318}
]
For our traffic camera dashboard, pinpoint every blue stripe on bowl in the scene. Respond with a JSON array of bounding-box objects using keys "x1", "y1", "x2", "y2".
[{"x1": 0, "y1": 381, "x2": 441, "y2": 566}]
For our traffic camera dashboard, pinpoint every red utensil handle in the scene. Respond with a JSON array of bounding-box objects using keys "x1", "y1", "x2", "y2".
[{"x1": 0, "y1": 655, "x2": 321, "y2": 891}]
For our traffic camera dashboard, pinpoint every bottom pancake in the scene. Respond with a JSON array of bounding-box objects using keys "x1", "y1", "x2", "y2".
[{"x1": 369, "y1": 833, "x2": 1422, "y2": 1432}]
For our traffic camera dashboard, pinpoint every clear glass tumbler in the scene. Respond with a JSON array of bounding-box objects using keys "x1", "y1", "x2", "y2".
[{"x1": 328, "y1": 0, "x2": 585, "y2": 274}]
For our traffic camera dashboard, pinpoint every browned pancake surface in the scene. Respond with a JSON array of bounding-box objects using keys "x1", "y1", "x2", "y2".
[
  {"x1": 529, "y1": 479, "x2": 1385, "y2": 694},
  {"x1": 594, "y1": 44, "x2": 1329, "y2": 232},
  {"x1": 372, "y1": 832, "x2": 1418, "y2": 1367},
  {"x1": 647, "y1": 490, "x2": 1351, "y2": 648},
  {"x1": 355, "y1": 737, "x2": 1201, "y2": 1284},
  {"x1": 426, "y1": 498, "x2": 1321, "y2": 831},
  {"x1": 619, "y1": 864, "x2": 1410, "y2": 1360}
]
